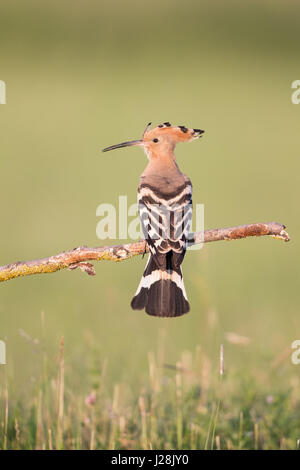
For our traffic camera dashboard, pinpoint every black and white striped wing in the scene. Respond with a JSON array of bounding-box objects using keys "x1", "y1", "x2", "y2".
[{"x1": 138, "y1": 182, "x2": 192, "y2": 265}]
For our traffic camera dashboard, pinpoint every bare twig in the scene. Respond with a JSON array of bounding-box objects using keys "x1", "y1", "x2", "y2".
[{"x1": 0, "y1": 222, "x2": 289, "y2": 283}]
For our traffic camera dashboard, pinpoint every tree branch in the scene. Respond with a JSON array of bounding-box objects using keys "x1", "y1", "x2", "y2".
[{"x1": 0, "y1": 222, "x2": 290, "y2": 283}]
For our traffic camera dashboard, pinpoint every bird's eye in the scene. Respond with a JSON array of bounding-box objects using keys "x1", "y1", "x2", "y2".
[{"x1": 153, "y1": 138, "x2": 159, "y2": 143}]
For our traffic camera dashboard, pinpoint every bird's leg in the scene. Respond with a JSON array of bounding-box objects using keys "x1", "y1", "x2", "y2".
[{"x1": 142, "y1": 239, "x2": 148, "y2": 259}]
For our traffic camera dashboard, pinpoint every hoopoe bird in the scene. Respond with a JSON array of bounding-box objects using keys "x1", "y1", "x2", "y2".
[{"x1": 103, "y1": 122, "x2": 204, "y2": 317}]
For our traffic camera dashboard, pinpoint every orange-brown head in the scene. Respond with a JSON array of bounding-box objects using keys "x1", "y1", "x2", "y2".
[{"x1": 102, "y1": 122, "x2": 204, "y2": 159}]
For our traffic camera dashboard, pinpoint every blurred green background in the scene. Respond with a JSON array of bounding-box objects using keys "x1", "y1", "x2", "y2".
[{"x1": 0, "y1": 0, "x2": 299, "y2": 400}]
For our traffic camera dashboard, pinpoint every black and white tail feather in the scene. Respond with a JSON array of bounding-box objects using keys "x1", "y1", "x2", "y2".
[
  {"x1": 131, "y1": 253, "x2": 190, "y2": 317},
  {"x1": 131, "y1": 179, "x2": 192, "y2": 317}
]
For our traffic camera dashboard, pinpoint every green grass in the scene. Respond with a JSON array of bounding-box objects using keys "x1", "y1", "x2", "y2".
[
  {"x1": 1, "y1": 328, "x2": 300, "y2": 450},
  {"x1": 0, "y1": 0, "x2": 299, "y2": 450}
]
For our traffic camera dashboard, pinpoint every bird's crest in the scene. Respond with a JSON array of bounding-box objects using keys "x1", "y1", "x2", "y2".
[
  {"x1": 143, "y1": 122, "x2": 204, "y2": 141},
  {"x1": 102, "y1": 122, "x2": 204, "y2": 152}
]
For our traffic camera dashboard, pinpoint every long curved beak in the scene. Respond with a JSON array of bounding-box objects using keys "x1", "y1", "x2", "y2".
[{"x1": 102, "y1": 139, "x2": 142, "y2": 152}]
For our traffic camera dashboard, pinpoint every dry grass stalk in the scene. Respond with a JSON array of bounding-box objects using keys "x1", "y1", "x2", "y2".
[
  {"x1": 254, "y1": 422, "x2": 259, "y2": 450},
  {"x1": 48, "y1": 428, "x2": 53, "y2": 450},
  {"x1": 219, "y1": 344, "x2": 224, "y2": 377},
  {"x1": 36, "y1": 390, "x2": 43, "y2": 449},
  {"x1": 138, "y1": 395, "x2": 148, "y2": 450},
  {"x1": 108, "y1": 384, "x2": 119, "y2": 450},
  {"x1": 176, "y1": 364, "x2": 183, "y2": 449},
  {"x1": 3, "y1": 383, "x2": 8, "y2": 450},
  {"x1": 56, "y1": 337, "x2": 65, "y2": 449}
]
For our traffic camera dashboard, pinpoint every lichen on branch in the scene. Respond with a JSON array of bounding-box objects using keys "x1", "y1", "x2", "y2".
[{"x1": 0, "y1": 222, "x2": 290, "y2": 283}]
